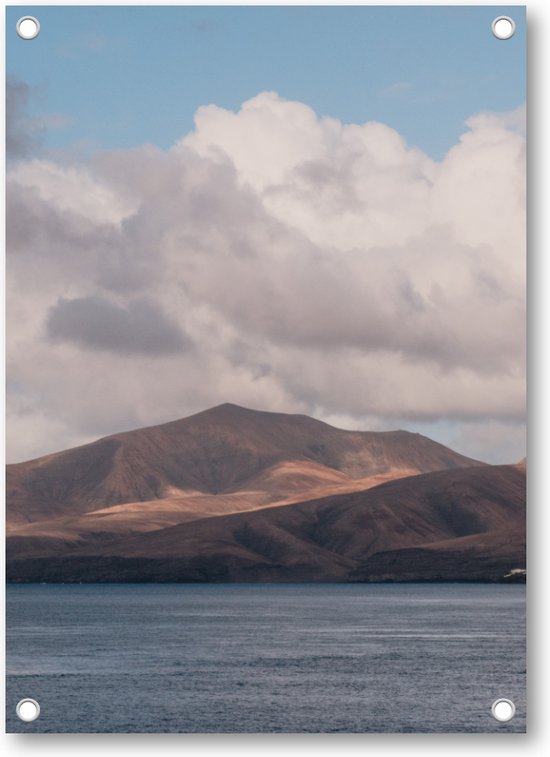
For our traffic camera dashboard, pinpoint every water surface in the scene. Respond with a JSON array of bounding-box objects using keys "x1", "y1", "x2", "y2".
[{"x1": 6, "y1": 583, "x2": 526, "y2": 733}]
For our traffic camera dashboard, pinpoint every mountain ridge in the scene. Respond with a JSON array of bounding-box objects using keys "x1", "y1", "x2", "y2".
[
  {"x1": 7, "y1": 402, "x2": 485, "y2": 529},
  {"x1": 6, "y1": 403, "x2": 524, "y2": 584}
]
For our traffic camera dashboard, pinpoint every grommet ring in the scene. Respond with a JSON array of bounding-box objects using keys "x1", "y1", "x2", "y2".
[
  {"x1": 491, "y1": 698, "x2": 516, "y2": 722},
  {"x1": 16, "y1": 16, "x2": 40, "y2": 40},
  {"x1": 491, "y1": 16, "x2": 515, "y2": 40},
  {"x1": 16, "y1": 698, "x2": 41, "y2": 722}
]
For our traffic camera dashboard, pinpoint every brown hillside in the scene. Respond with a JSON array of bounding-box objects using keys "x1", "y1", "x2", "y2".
[
  {"x1": 7, "y1": 403, "x2": 484, "y2": 531},
  {"x1": 7, "y1": 464, "x2": 525, "y2": 583}
]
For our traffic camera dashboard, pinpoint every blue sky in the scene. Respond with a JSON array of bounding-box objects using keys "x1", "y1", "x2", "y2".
[
  {"x1": 7, "y1": 5, "x2": 526, "y2": 160},
  {"x1": 6, "y1": 5, "x2": 526, "y2": 463}
]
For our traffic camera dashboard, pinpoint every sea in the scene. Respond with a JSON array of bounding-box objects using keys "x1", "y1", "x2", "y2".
[{"x1": 5, "y1": 583, "x2": 526, "y2": 734}]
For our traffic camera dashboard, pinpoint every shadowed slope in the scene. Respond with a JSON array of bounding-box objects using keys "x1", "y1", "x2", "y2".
[{"x1": 7, "y1": 463, "x2": 525, "y2": 582}]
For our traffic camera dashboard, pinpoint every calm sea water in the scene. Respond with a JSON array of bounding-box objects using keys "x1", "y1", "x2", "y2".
[{"x1": 6, "y1": 583, "x2": 526, "y2": 733}]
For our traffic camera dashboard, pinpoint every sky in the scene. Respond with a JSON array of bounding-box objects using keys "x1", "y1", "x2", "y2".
[
  {"x1": 5, "y1": 5, "x2": 526, "y2": 464},
  {"x1": 6, "y1": 5, "x2": 526, "y2": 159}
]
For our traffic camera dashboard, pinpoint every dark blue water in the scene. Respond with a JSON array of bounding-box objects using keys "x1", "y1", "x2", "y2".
[{"x1": 6, "y1": 583, "x2": 525, "y2": 733}]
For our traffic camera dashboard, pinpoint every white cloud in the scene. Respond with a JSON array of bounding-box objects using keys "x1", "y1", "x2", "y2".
[
  {"x1": 6, "y1": 92, "x2": 526, "y2": 463},
  {"x1": 9, "y1": 159, "x2": 136, "y2": 225}
]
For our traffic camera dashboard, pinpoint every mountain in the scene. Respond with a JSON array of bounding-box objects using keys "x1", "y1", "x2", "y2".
[
  {"x1": 7, "y1": 403, "x2": 524, "y2": 583},
  {"x1": 7, "y1": 463, "x2": 525, "y2": 583},
  {"x1": 6, "y1": 402, "x2": 483, "y2": 537}
]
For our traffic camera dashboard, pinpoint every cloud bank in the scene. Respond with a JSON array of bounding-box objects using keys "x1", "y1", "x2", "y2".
[{"x1": 6, "y1": 92, "x2": 526, "y2": 462}]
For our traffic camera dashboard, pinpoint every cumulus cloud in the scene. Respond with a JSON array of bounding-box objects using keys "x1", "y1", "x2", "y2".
[{"x1": 6, "y1": 91, "x2": 526, "y2": 463}]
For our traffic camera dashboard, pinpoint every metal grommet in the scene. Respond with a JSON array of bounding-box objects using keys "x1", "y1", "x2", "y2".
[
  {"x1": 16, "y1": 698, "x2": 41, "y2": 722},
  {"x1": 491, "y1": 16, "x2": 516, "y2": 40},
  {"x1": 491, "y1": 698, "x2": 516, "y2": 722},
  {"x1": 16, "y1": 16, "x2": 41, "y2": 40}
]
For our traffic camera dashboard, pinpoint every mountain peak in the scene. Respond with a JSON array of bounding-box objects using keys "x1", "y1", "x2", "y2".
[
  {"x1": 182, "y1": 402, "x2": 330, "y2": 430},
  {"x1": 7, "y1": 401, "x2": 486, "y2": 532},
  {"x1": 199, "y1": 402, "x2": 306, "y2": 419},
  {"x1": 202, "y1": 402, "x2": 265, "y2": 416}
]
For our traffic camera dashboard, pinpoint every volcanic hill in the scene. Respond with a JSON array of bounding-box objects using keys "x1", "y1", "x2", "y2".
[{"x1": 6, "y1": 403, "x2": 525, "y2": 583}]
